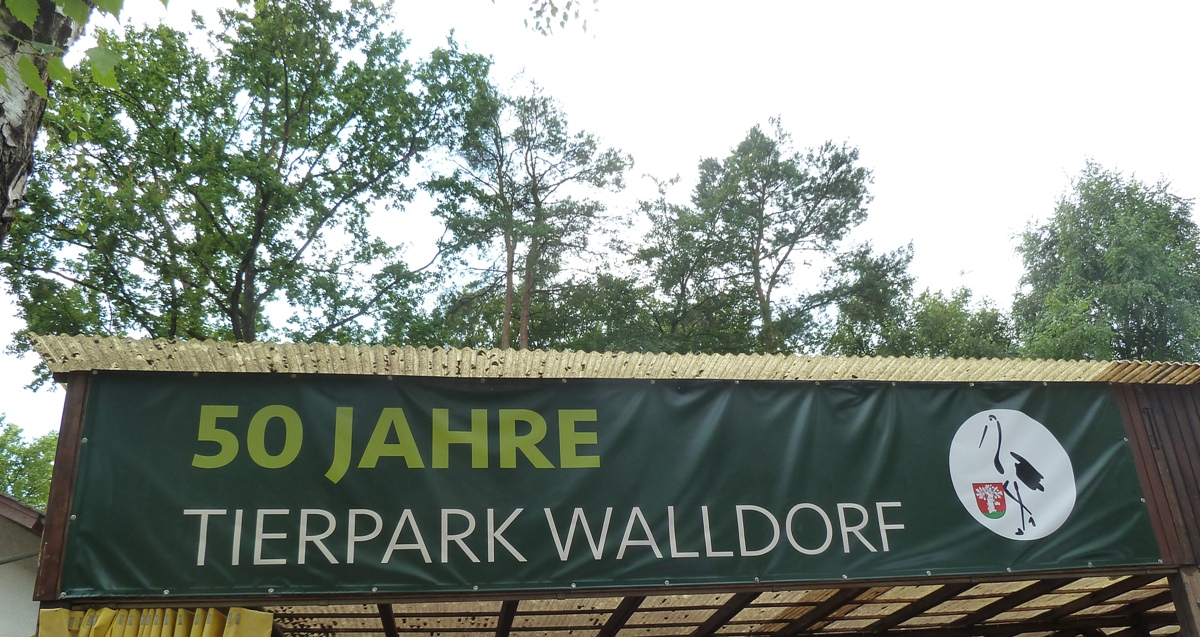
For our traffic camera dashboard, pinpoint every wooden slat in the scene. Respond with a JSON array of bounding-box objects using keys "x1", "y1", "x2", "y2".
[
  {"x1": 34, "y1": 370, "x2": 91, "y2": 601},
  {"x1": 789, "y1": 612, "x2": 1176, "y2": 637},
  {"x1": 862, "y1": 583, "x2": 973, "y2": 632},
  {"x1": 950, "y1": 578, "x2": 1070, "y2": 627},
  {"x1": 772, "y1": 588, "x2": 867, "y2": 636},
  {"x1": 597, "y1": 596, "x2": 643, "y2": 637},
  {"x1": 1174, "y1": 387, "x2": 1200, "y2": 529},
  {"x1": 1169, "y1": 566, "x2": 1200, "y2": 637},
  {"x1": 1134, "y1": 385, "x2": 1195, "y2": 563},
  {"x1": 1159, "y1": 387, "x2": 1200, "y2": 536},
  {"x1": 1035, "y1": 574, "x2": 1163, "y2": 621},
  {"x1": 690, "y1": 592, "x2": 758, "y2": 637},
  {"x1": 1116, "y1": 384, "x2": 1183, "y2": 565},
  {"x1": 1111, "y1": 589, "x2": 1175, "y2": 616}
]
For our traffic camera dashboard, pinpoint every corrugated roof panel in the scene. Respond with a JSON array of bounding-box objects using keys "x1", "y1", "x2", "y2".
[{"x1": 28, "y1": 334, "x2": 1200, "y2": 385}]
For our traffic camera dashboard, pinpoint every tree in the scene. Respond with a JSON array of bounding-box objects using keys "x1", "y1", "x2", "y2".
[
  {"x1": 1014, "y1": 163, "x2": 1200, "y2": 361},
  {"x1": 427, "y1": 84, "x2": 630, "y2": 350},
  {"x1": 1, "y1": 0, "x2": 491, "y2": 349},
  {"x1": 0, "y1": 0, "x2": 134, "y2": 248},
  {"x1": 0, "y1": 416, "x2": 56, "y2": 510},
  {"x1": 823, "y1": 244, "x2": 914, "y2": 356},
  {"x1": 0, "y1": 0, "x2": 83, "y2": 247},
  {"x1": 903, "y1": 289, "x2": 1016, "y2": 358},
  {"x1": 629, "y1": 178, "x2": 759, "y2": 353},
  {"x1": 693, "y1": 119, "x2": 872, "y2": 351}
]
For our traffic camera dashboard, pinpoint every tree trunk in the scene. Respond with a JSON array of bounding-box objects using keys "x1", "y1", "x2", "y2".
[
  {"x1": 0, "y1": 2, "x2": 85, "y2": 247},
  {"x1": 518, "y1": 238, "x2": 541, "y2": 350},
  {"x1": 500, "y1": 230, "x2": 516, "y2": 350}
]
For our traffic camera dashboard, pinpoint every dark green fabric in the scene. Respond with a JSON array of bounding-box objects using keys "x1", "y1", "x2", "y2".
[{"x1": 60, "y1": 372, "x2": 1159, "y2": 598}]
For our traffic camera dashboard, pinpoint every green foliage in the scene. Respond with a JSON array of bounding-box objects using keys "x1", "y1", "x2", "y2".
[
  {"x1": 824, "y1": 244, "x2": 915, "y2": 356},
  {"x1": 0, "y1": 416, "x2": 57, "y2": 511},
  {"x1": 630, "y1": 178, "x2": 760, "y2": 353},
  {"x1": 4, "y1": 0, "x2": 39, "y2": 30},
  {"x1": 426, "y1": 83, "x2": 630, "y2": 350},
  {"x1": 0, "y1": 0, "x2": 140, "y2": 97},
  {"x1": 691, "y1": 119, "x2": 873, "y2": 351},
  {"x1": 1014, "y1": 162, "x2": 1200, "y2": 361},
  {"x1": 1, "y1": 0, "x2": 491, "y2": 349},
  {"x1": 829, "y1": 280, "x2": 1017, "y2": 359}
]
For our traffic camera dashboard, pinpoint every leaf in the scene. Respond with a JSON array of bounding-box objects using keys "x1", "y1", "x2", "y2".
[
  {"x1": 17, "y1": 55, "x2": 48, "y2": 99},
  {"x1": 0, "y1": 67, "x2": 6, "y2": 90},
  {"x1": 47, "y1": 56, "x2": 73, "y2": 88},
  {"x1": 55, "y1": 0, "x2": 91, "y2": 24},
  {"x1": 86, "y1": 46, "x2": 121, "y2": 89},
  {"x1": 92, "y1": 0, "x2": 122, "y2": 16},
  {"x1": 4, "y1": 0, "x2": 39, "y2": 28}
]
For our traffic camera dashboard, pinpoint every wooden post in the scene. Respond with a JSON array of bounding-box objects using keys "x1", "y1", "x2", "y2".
[
  {"x1": 1170, "y1": 565, "x2": 1200, "y2": 637},
  {"x1": 34, "y1": 370, "x2": 91, "y2": 601}
]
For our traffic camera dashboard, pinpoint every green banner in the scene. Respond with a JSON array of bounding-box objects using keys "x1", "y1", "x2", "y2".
[{"x1": 60, "y1": 372, "x2": 1159, "y2": 599}]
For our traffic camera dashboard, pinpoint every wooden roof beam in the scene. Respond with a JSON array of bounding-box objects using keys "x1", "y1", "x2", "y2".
[
  {"x1": 1036, "y1": 574, "x2": 1164, "y2": 622},
  {"x1": 796, "y1": 611, "x2": 1176, "y2": 637},
  {"x1": 862, "y1": 583, "x2": 973, "y2": 633},
  {"x1": 378, "y1": 604, "x2": 399, "y2": 637},
  {"x1": 495, "y1": 600, "x2": 519, "y2": 637},
  {"x1": 772, "y1": 587, "x2": 868, "y2": 637},
  {"x1": 597, "y1": 595, "x2": 644, "y2": 637},
  {"x1": 949, "y1": 577, "x2": 1071, "y2": 628},
  {"x1": 690, "y1": 592, "x2": 760, "y2": 637}
]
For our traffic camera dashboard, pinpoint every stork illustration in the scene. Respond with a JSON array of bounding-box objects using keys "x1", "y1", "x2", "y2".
[{"x1": 979, "y1": 414, "x2": 1045, "y2": 535}]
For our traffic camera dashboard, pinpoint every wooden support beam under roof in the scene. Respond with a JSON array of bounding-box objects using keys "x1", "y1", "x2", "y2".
[
  {"x1": 949, "y1": 577, "x2": 1072, "y2": 628},
  {"x1": 691, "y1": 592, "x2": 760, "y2": 637},
  {"x1": 495, "y1": 600, "x2": 518, "y2": 637},
  {"x1": 862, "y1": 583, "x2": 975, "y2": 633},
  {"x1": 773, "y1": 588, "x2": 869, "y2": 637},
  {"x1": 597, "y1": 595, "x2": 644, "y2": 637},
  {"x1": 1036, "y1": 574, "x2": 1164, "y2": 622},
  {"x1": 377, "y1": 604, "x2": 398, "y2": 637}
]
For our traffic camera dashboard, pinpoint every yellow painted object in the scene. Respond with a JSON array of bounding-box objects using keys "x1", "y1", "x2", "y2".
[
  {"x1": 199, "y1": 610, "x2": 226, "y2": 637},
  {"x1": 221, "y1": 609, "x2": 273, "y2": 637},
  {"x1": 38, "y1": 609, "x2": 273, "y2": 637},
  {"x1": 120, "y1": 611, "x2": 141, "y2": 637}
]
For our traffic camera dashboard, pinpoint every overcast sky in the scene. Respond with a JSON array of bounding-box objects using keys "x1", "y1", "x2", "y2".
[{"x1": 2, "y1": 0, "x2": 1197, "y2": 438}]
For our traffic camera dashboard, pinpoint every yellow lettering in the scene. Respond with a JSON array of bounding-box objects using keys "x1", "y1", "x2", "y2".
[
  {"x1": 433, "y1": 408, "x2": 489, "y2": 468},
  {"x1": 193, "y1": 405, "x2": 239, "y2": 469},
  {"x1": 246, "y1": 405, "x2": 303, "y2": 469},
  {"x1": 359, "y1": 408, "x2": 425, "y2": 469},
  {"x1": 325, "y1": 407, "x2": 354, "y2": 483},
  {"x1": 499, "y1": 409, "x2": 553, "y2": 468},
  {"x1": 559, "y1": 409, "x2": 600, "y2": 468}
]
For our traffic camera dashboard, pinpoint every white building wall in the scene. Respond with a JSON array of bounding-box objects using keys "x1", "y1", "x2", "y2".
[{"x1": 0, "y1": 518, "x2": 40, "y2": 637}]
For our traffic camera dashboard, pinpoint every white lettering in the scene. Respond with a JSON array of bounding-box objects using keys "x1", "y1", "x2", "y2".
[
  {"x1": 702, "y1": 506, "x2": 734, "y2": 557},
  {"x1": 545, "y1": 508, "x2": 612, "y2": 561},
  {"x1": 183, "y1": 509, "x2": 225, "y2": 566},
  {"x1": 383, "y1": 509, "x2": 432, "y2": 564},
  {"x1": 785, "y1": 503, "x2": 833, "y2": 555},
  {"x1": 837, "y1": 503, "x2": 877, "y2": 553},
  {"x1": 298, "y1": 509, "x2": 338, "y2": 565},
  {"x1": 667, "y1": 506, "x2": 699, "y2": 558},
  {"x1": 876, "y1": 502, "x2": 905, "y2": 552},
  {"x1": 254, "y1": 509, "x2": 289, "y2": 565},
  {"x1": 617, "y1": 507, "x2": 662, "y2": 559},
  {"x1": 442, "y1": 509, "x2": 480, "y2": 563},
  {"x1": 347, "y1": 509, "x2": 383, "y2": 564},
  {"x1": 736, "y1": 505, "x2": 780, "y2": 557},
  {"x1": 487, "y1": 508, "x2": 527, "y2": 562}
]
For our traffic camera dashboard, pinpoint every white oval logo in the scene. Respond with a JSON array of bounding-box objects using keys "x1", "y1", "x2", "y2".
[{"x1": 948, "y1": 409, "x2": 1076, "y2": 541}]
